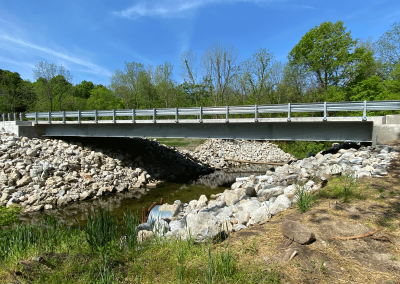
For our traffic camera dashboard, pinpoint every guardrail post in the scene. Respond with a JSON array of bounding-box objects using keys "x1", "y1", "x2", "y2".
[
  {"x1": 153, "y1": 108, "x2": 156, "y2": 123},
  {"x1": 226, "y1": 106, "x2": 229, "y2": 123},
  {"x1": 20, "y1": 113, "x2": 23, "y2": 121},
  {"x1": 362, "y1": 100, "x2": 367, "y2": 121},
  {"x1": 112, "y1": 109, "x2": 116, "y2": 123},
  {"x1": 7, "y1": 113, "x2": 10, "y2": 121},
  {"x1": 13, "y1": 113, "x2": 16, "y2": 121},
  {"x1": 48, "y1": 111, "x2": 51, "y2": 124},
  {"x1": 62, "y1": 111, "x2": 66, "y2": 124},
  {"x1": 35, "y1": 112, "x2": 38, "y2": 124},
  {"x1": 323, "y1": 101, "x2": 327, "y2": 122},
  {"x1": 287, "y1": 103, "x2": 291, "y2": 122},
  {"x1": 175, "y1": 107, "x2": 178, "y2": 123},
  {"x1": 95, "y1": 110, "x2": 98, "y2": 123},
  {"x1": 199, "y1": 107, "x2": 203, "y2": 123},
  {"x1": 78, "y1": 110, "x2": 81, "y2": 124},
  {"x1": 254, "y1": 105, "x2": 258, "y2": 123},
  {"x1": 2, "y1": 113, "x2": 4, "y2": 123},
  {"x1": 131, "y1": 109, "x2": 135, "y2": 123}
]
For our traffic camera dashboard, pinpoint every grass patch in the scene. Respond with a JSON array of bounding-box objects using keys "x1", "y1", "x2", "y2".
[
  {"x1": 317, "y1": 174, "x2": 363, "y2": 202},
  {"x1": 295, "y1": 186, "x2": 315, "y2": 213},
  {"x1": 272, "y1": 141, "x2": 335, "y2": 159},
  {"x1": 0, "y1": 205, "x2": 22, "y2": 228},
  {"x1": 0, "y1": 207, "x2": 282, "y2": 283}
]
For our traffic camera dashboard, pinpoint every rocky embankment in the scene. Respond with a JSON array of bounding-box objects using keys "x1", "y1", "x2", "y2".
[
  {"x1": 140, "y1": 144, "x2": 398, "y2": 242},
  {"x1": 191, "y1": 139, "x2": 294, "y2": 168},
  {"x1": 0, "y1": 130, "x2": 207, "y2": 213}
]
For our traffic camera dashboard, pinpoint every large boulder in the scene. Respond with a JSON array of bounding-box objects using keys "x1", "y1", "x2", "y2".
[
  {"x1": 257, "y1": 186, "x2": 284, "y2": 200},
  {"x1": 222, "y1": 189, "x2": 240, "y2": 206},
  {"x1": 185, "y1": 212, "x2": 221, "y2": 242},
  {"x1": 281, "y1": 220, "x2": 315, "y2": 245},
  {"x1": 250, "y1": 206, "x2": 271, "y2": 224},
  {"x1": 269, "y1": 195, "x2": 292, "y2": 215}
]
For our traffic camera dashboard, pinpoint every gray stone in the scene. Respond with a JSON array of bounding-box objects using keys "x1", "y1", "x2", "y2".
[
  {"x1": 16, "y1": 176, "x2": 32, "y2": 187},
  {"x1": 56, "y1": 189, "x2": 65, "y2": 198},
  {"x1": 326, "y1": 164, "x2": 343, "y2": 175},
  {"x1": 137, "y1": 230, "x2": 154, "y2": 243},
  {"x1": 250, "y1": 206, "x2": 271, "y2": 224},
  {"x1": 185, "y1": 212, "x2": 221, "y2": 241},
  {"x1": 169, "y1": 218, "x2": 186, "y2": 232},
  {"x1": 233, "y1": 224, "x2": 246, "y2": 232},
  {"x1": 257, "y1": 186, "x2": 284, "y2": 200},
  {"x1": 281, "y1": 220, "x2": 315, "y2": 245},
  {"x1": 269, "y1": 195, "x2": 292, "y2": 215},
  {"x1": 57, "y1": 195, "x2": 71, "y2": 206},
  {"x1": 222, "y1": 190, "x2": 240, "y2": 206},
  {"x1": 22, "y1": 204, "x2": 44, "y2": 213}
]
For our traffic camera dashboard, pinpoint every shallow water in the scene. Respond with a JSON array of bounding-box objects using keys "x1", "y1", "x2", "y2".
[{"x1": 19, "y1": 164, "x2": 275, "y2": 226}]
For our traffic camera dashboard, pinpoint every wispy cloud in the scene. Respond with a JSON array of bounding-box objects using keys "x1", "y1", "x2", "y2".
[
  {"x1": 114, "y1": 0, "x2": 275, "y2": 19},
  {"x1": 0, "y1": 34, "x2": 112, "y2": 78},
  {"x1": 301, "y1": 5, "x2": 317, "y2": 10},
  {"x1": 0, "y1": 56, "x2": 35, "y2": 69}
]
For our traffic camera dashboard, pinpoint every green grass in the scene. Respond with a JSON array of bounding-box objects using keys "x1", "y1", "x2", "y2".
[
  {"x1": 0, "y1": 205, "x2": 22, "y2": 228},
  {"x1": 316, "y1": 174, "x2": 364, "y2": 202},
  {"x1": 295, "y1": 186, "x2": 315, "y2": 213},
  {"x1": 272, "y1": 141, "x2": 336, "y2": 159},
  {"x1": 0, "y1": 207, "x2": 282, "y2": 283}
]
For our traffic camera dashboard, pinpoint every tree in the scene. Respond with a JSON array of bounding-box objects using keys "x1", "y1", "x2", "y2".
[
  {"x1": 74, "y1": 80, "x2": 94, "y2": 99},
  {"x1": 242, "y1": 48, "x2": 275, "y2": 104},
  {"x1": 180, "y1": 50, "x2": 201, "y2": 106},
  {"x1": 201, "y1": 41, "x2": 240, "y2": 106},
  {"x1": 86, "y1": 85, "x2": 124, "y2": 110},
  {"x1": 33, "y1": 62, "x2": 72, "y2": 111},
  {"x1": 111, "y1": 62, "x2": 145, "y2": 109},
  {"x1": 155, "y1": 61, "x2": 175, "y2": 108},
  {"x1": 375, "y1": 22, "x2": 400, "y2": 72},
  {"x1": 288, "y1": 21, "x2": 369, "y2": 92}
]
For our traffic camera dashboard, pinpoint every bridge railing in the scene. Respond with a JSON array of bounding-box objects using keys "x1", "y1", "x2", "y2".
[{"x1": 3, "y1": 100, "x2": 400, "y2": 124}]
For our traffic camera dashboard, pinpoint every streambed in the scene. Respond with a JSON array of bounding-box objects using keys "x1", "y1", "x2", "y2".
[{"x1": 19, "y1": 164, "x2": 274, "y2": 226}]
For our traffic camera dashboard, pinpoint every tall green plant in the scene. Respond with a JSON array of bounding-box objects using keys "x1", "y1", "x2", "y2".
[{"x1": 85, "y1": 208, "x2": 118, "y2": 256}]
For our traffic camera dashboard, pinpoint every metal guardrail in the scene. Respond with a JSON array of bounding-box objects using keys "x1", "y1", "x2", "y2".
[{"x1": 3, "y1": 100, "x2": 400, "y2": 124}]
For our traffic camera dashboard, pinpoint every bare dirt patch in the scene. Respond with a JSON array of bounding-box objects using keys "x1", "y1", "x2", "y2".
[{"x1": 224, "y1": 155, "x2": 400, "y2": 283}]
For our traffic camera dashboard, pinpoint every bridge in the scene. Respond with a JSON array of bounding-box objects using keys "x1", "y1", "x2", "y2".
[{"x1": 2, "y1": 101, "x2": 400, "y2": 145}]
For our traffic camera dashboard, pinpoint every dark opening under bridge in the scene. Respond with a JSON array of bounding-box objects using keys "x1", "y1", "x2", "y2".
[{"x1": 2, "y1": 101, "x2": 400, "y2": 145}]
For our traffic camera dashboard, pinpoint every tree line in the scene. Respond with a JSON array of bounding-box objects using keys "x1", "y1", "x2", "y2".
[{"x1": 0, "y1": 20, "x2": 399, "y2": 115}]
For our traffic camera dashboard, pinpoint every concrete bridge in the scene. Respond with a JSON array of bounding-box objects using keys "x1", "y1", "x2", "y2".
[{"x1": 1, "y1": 101, "x2": 400, "y2": 145}]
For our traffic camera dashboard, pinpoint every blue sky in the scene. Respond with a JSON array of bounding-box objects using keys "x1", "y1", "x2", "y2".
[{"x1": 0, "y1": 0, "x2": 399, "y2": 86}]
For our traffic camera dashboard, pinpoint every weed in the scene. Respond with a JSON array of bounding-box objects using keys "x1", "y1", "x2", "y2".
[
  {"x1": 311, "y1": 259, "x2": 316, "y2": 268},
  {"x1": 215, "y1": 239, "x2": 236, "y2": 279},
  {"x1": 204, "y1": 245, "x2": 215, "y2": 284},
  {"x1": 295, "y1": 185, "x2": 314, "y2": 213},
  {"x1": 247, "y1": 239, "x2": 259, "y2": 256},
  {"x1": 320, "y1": 260, "x2": 327, "y2": 272},
  {"x1": 85, "y1": 207, "x2": 118, "y2": 257},
  {"x1": 176, "y1": 238, "x2": 186, "y2": 284},
  {"x1": 390, "y1": 256, "x2": 398, "y2": 261}
]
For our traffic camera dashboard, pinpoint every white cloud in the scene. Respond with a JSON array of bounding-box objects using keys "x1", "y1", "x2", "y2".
[
  {"x1": 0, "y1": 56, "x2": 35, "y2": 69},
  {"x1": 114, "y1": 0, "x2": 274, "y2": 19},
  {"x1": 301, "y1": 5, "x2": 317, "y2": 10},
  {"x1": 0, "y1": 34, "x2": 112, "y2": 78}
]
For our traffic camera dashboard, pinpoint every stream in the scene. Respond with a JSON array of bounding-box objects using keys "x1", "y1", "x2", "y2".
[{"x1": 18, "y1": 164, "x2": 275, "y2": 226}]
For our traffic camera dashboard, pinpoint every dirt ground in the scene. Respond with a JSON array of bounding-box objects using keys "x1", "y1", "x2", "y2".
[{"x1": 224, "y1": 148, "x2": 400, "y2": 283}]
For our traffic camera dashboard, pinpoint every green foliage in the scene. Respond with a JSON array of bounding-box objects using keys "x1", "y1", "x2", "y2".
[
  {"x1": 288, "y1": 21, "x2": 366, "y2": 90},
  {"x1": 295, "y1": 186, "x2": 314, "y2": 213},
  {"x1": 0, "y1": 205, "x2": 21, "y2": 228},
  {"x1": 85, "y1": 208, "x2": 119, "y2": 255},
  {"x1": 273, "y1": 141, "x2": 334, "y2": 159},
  {"x1": 317, "y1": 174, "x2": 363, "y2": 202},
  {"x1": 86, "y1": 85, "x2": 124, "y2": 110}
]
